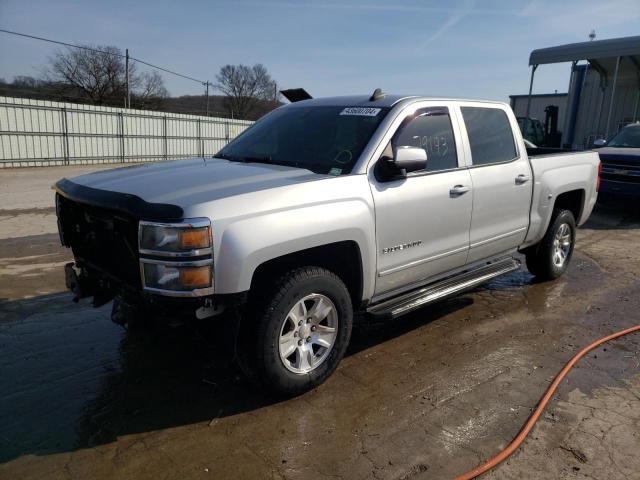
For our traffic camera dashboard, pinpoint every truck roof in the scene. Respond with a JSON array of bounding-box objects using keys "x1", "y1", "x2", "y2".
[{"x1": 286, "y1": 94, "x2": 508, "y2": 109}]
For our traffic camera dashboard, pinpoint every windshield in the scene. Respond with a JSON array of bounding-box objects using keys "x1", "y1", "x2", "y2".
[
  {"x1": 608, "y1": 126, "x2": 640, "y2": 148},
  {"x1": 216, "y1": 105, "x2": 390, "y2": 175}
]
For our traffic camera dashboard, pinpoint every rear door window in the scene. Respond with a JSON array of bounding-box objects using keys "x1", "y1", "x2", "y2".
[{"x1": 461, "y1": 107, "x2": 517, "y2": 166}]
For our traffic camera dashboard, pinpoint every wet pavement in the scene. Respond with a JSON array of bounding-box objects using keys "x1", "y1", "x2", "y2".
[{"x1": 1, "y1": 172, "x2": 639, "y2": 479}]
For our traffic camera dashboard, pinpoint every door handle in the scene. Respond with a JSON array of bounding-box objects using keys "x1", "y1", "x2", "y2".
[
  {"x1": 450, "y1": 185, "x2": 470, "y2": 196},
  {"x1": 515, "y1": 174, "x2": 531, "y2": 185}
]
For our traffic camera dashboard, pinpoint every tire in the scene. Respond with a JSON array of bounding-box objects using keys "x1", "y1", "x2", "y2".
[
  {"x1": 238, "y1": 266, "x2": 353, "y2": 396},
  {"x1": 525, "y1": 209, "x2": 576, "y2": 281}
]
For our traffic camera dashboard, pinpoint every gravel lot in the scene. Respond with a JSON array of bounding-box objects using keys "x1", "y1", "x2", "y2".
[{"x1": 1, "y1": 165, "x2": 639, "y2": 479}]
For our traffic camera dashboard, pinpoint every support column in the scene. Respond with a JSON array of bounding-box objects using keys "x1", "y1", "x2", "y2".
[
  {"x1": 525, "y1": 64, "x2": 538, "y2": 120},
  {"x1": 561, "y1": 61, "x2": 578, "y2": 143},
  {"x1": 605, "y1": 56, "x2": 621, "y2": 138}
]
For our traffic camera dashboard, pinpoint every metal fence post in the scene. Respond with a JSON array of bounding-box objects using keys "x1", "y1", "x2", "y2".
[
  {"x1": 163, "y1": 115, "x2": 168, "y2": 161},
  {"x1": 197, "y1": 118, "x2": 203, "y2": 157},
  {"x1": 225, "y1": 120, "x2": 230, "y2": 144},
  {"x1": 118, "y1": 112, "x2": 125, "y2": 163},
  {"x1": 61, "y1": 107, "x2": 70, "y2": 165}
]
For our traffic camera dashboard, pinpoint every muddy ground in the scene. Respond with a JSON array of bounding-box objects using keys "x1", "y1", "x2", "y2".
[{"x1": 0, "y1": 166, "x2": 639, "y2": 480}]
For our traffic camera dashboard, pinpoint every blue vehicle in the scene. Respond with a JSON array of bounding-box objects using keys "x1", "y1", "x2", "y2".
[{"x1": 593, "y1": 123, "x2": 640, "y2": 197}]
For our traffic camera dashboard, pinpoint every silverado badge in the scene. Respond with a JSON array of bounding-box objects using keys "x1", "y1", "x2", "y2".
[{"x1": 382, "y1": 240, "x2": 422, "y2": 254}]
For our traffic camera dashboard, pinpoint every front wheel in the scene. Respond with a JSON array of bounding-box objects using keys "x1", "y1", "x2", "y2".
[
  {"x1": 525, "y1": 209, "x2": 576, "y2": 280},
  {"x1": 239, "y1": 267, "x2": 353, "y2": 396}
]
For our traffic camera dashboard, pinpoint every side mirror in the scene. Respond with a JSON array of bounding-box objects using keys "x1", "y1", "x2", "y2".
[
  {"x1": 388, "y1": 146, "x2": 427, "y2": 177},
  {"x1": 592, "y1": 138, "x2": 607, "y2": 148}
]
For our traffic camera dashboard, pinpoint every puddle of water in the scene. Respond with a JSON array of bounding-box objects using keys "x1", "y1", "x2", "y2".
[{"x1": 0, "y1": 298, "x2": 121, "y2": 461}]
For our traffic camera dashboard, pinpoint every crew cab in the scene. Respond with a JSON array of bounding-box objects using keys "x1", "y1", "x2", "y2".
[{"x1": 55, "y1": 92, "x2": 600, "y2": 395}]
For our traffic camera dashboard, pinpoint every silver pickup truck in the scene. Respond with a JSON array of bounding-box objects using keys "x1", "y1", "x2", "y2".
[{"x1": 55, "y1": 91, "x2": 600, "y2": 395}]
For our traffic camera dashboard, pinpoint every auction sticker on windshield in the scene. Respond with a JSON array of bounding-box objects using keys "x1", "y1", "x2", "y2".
[{"x1": 340, "y1": 107, "x2": 381, "y2": 116}]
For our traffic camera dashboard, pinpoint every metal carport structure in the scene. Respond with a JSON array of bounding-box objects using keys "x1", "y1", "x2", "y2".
[{"x1": 526, "y1": 35, "x2": 640, "y2": 142}]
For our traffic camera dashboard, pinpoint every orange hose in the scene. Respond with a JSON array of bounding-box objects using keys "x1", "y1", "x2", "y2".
[{"x1": 453, "y1": 324, "x2": 640, "y2": 480}]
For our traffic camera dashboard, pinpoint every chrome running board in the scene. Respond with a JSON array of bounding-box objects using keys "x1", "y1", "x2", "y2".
[{"x1": 367, "y1": 257, "x2": 521, "y2": 319}]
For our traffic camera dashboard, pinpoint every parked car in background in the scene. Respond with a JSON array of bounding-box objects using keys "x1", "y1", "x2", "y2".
[
  {"x1": 593, "y1": 122, "x2": 640, "y2": 197},
  {"x1": 55, "y1": 92, "x2": 601, "y2": 395},
  {"x1": 517, "y1": 117, "x2": 545, "y2": 146}
]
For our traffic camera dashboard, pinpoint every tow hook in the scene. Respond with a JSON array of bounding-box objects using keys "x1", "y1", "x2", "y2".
[
  {"x1": 111, "y1": 295, "x2": 139, "y2": 326},
  {"x1": 64, "y1": 262, "x2": 84, "y2": 303},
  {"x1": 65, "y1": 262, "x2": 111, "y2": 307}
]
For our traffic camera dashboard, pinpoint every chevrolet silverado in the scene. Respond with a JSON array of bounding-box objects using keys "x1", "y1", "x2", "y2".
[{"x1": 55, "y1": 91, "x2": 601, "y2": 395}]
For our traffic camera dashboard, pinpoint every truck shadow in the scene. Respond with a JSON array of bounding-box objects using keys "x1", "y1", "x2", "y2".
[
  {"x1": 585, "y1": 197, "x2": 640, "y2": 230},
  {"x1": 0, "y1": 243, "x2": 603, "y2": 464},
  {"x1": 0, "y1": 291, "x2": 471, "y2": 463}
]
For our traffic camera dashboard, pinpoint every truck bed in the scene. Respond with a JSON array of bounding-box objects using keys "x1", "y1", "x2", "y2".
[
  {"x1": 523, "y1": 149, "x2": 600, "y2": 249},
  {"x1": 526, "y1": 146, "x2": 580, "y2": 157}
]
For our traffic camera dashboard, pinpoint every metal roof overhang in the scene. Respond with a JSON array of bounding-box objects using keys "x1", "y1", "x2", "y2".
[
  {"x1": 524, "y1": 36, "x2": 640, "y2": 137},
  {"x1": 529, "y1": 35, "x2": 640, "y2": 65}
]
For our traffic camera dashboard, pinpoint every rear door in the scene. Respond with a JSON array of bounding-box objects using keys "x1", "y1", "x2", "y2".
[
  {"x1": 457, "y1": 104, "x2": 533, "y2": 263},
  {"x1": 369, "y1": 104, "x2": 473, "y2": 296}
]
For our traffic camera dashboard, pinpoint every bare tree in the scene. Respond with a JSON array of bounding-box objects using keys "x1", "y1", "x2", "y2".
[
  {"x1": 46, "y1": 45, "x2": 168, "y2": 108},
  {"x1": 132, "y1": 71, "x2": 169, "y2": 110},
  {"x1": 216, "y1": 64, "x2": 277, "y2": 119},
  {"x1": 46, "y1": 45, "x2": 126, "y2": 105},
  {"x1": 12, "y1": 76, "x2": 44, "y2": 88}
]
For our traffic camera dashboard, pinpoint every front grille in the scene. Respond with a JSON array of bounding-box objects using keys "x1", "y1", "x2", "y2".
[
  {"x1": 600, "y1": 172, "x2": 640, "y2": 184},
  {"x1": 57, "y1": 194, "x2": 141, "y2": 289},
  {"x1": 599, "y1": 152, "x2": 640, "y2": 185}
]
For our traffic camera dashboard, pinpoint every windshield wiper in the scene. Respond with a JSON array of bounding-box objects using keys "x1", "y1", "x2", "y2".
[
  {"x1": 216, "y1": 153, "x2": 303, "y2": 169},
  {"x1": 239, "y1": 155, "x2": 274, "y2": 164},
  {"x1": 237, "y1": 156, "x2": 301, "y2": 168},
  {"x1": 215, "y1": 153, "x2": 274, "y2": 164},
  {"x1": 215, "y1": 152, "x2": 238, "y2": 161}
]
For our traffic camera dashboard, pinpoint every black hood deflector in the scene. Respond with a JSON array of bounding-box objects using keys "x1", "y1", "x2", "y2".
[{"x1": 54, "y1": 178, "x2": 184, "y2": 220}]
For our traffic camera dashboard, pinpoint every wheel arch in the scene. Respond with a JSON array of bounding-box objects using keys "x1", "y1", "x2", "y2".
[
  {"x1": 553, "y1": 189, "x2": 585, "y2": 224},
  {"x1": 523, "y1": 186, "x2": 586, "y2": 249},
  {"x1": 249, "y1": 241, "x2": 365, "y2": 308}
]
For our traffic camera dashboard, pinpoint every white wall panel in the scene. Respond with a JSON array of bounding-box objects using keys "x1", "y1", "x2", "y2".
[{"x1": 0, "y1": 96, "x2": 253, "y2": 167}]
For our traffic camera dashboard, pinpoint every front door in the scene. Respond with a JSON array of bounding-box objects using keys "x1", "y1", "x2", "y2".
[{"x1": 370, "y1": 106, "x2": 473, "y2": 296}]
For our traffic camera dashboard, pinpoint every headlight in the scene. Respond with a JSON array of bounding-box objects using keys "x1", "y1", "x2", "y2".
[
  {"x1": 138, "y1": 218, "x2": 215, "y2": 296},
  {"x1": 141, "y1": 260, "x2": 212, "y2": 292},
  {"x1": 139, "y1": 219, "x2": 212, "y2": 255}
]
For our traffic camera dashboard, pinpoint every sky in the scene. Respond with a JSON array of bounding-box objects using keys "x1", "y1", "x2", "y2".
[{"x1": 1, "y1": 0, "x2": 639, "y2": 102}]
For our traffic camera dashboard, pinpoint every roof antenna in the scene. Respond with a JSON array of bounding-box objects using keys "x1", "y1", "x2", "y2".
[{"x1": 370, "y1": 88, "x2": 385, "y2": 101}]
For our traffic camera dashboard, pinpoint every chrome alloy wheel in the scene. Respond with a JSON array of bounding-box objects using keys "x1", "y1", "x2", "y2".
[
  {"x1": 552, "y1": 223, "x2": 572, "y2": 268},
  {"x1": 278, "y1": 293, "x2": 338, "y2": 374}
]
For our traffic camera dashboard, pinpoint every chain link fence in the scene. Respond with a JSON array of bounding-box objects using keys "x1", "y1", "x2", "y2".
[{"x1": 0, "y1": 96, "x2": 253, "y2": 168}]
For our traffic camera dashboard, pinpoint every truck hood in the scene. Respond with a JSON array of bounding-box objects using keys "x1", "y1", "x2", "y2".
[
  {"x1": 56, "y1": 157, "x2": 326, "y2": 218},
  {"x1": 597, "y1": 147, "x2": 640, "y2": 166}
]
